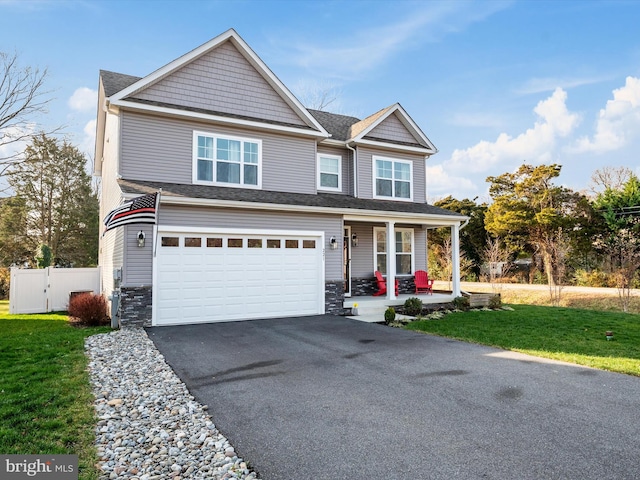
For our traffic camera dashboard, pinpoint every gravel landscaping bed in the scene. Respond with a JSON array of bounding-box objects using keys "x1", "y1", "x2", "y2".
[{"x1": 85, "y1": 328, "x2": 260, "y2": 480}]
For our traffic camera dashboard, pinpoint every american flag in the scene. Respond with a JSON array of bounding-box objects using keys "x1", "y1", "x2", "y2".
[{"x1": 103, "y1": 192, "x2": 159, "y2": 234}]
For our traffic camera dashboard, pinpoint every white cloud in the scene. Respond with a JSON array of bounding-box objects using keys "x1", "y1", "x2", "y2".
[
  {"x1": 425, "y1": 164, "x2": 477, "y2": 200},
  {"x1": 516, "y1": 75, "x2": 611, "y2": 95},
  {"x1": 80, "y1": 119, "x2": 96, "y2": 158},
  {"x1": 68, "y1": 87, "x2": 98, "y2": 112},
  {"x1": 276, "y1": 2, "x2": 510, "y2": 78},
  {"x1": 447, "y1": 88, "x2": 580, "y2": 173},
  {"x1": 572, "y1": 76, "x2": 640, "y2": 153}
]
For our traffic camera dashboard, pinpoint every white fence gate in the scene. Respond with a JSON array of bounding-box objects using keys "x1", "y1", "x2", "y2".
[{"x1": 9, "y1": 267, "x2": 101, "y2": 314}]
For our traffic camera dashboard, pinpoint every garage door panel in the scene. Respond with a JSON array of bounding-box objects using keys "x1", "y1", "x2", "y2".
[{"x1": 155, "y1": 231, "x2": 324, "y2": 325}]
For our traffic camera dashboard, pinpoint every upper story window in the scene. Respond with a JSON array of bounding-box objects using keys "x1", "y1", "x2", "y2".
[
  {"x1": 193, "y1": 131, "x2": 261, "y2": 188},
  {"x1": 317, "y1": 154, "x2": 342, "y2": 192},
  {"x1": 373, "y1": 156, "x2": 412, "y2": 201}
]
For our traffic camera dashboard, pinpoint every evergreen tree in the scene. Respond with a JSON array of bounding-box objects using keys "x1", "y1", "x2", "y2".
[{"x1": 1, "y1": 134, "x2": 98, "y2": 267}]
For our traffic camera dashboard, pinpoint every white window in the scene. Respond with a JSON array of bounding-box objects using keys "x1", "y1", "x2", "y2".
[
  {"x1": 193, "y1": 131, "x2": 261, "y2": 188},
  {"x1": 317, "y1": 154, "x2": 342, "y2": 192},
  {"x1": 373, "y1": 228, "x2": 414, "y2": 276},
  {"x1": 373, "y1": 156, "x2": 412, "y2": 200}
]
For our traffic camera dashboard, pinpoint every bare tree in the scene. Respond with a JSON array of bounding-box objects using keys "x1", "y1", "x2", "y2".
[
  {"x1": 588, "y1": 166, "x2": 633, "y2": 197},
  {"x1": 482, "y1": 237, "x2": 512, "y2": 294},
  {"x1": 0, "y1": 52, "x2": 53, "y2": 181},
  {"x1": 542, "y1": 229, "x2": 570, "y2": 307},
  {"x1": 295, "y1": 79, "x2": 342, "y2": 111}
]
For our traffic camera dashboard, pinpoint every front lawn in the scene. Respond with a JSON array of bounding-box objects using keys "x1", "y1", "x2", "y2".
[
  {"x1": 406, "y1": 305, "x2": 640, "y2": 376},
  {"x1": 0, "y1": 312, "x2": 110, "y2": 480}
]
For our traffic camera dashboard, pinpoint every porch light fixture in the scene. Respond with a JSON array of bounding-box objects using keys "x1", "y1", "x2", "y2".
[
  {"x1": 330, "y1": 236, "x2": 338, "y2": 250},
  {"x1": 351, "y1": 233, "x2": 358, "y2": 247},
  {"x1": 137, "y1": 231, "x2": 146, "y2": 248}
]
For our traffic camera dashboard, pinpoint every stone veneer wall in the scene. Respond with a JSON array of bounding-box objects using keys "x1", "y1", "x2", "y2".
[
  {"x1": 352, "y1": 276, "x2": 415, "y2": 296},
  {"x1": 119, "y1": 286, "x2": 152, "y2": 328},
  {"x1": 325, "y1": 281, "x2": 345, "y2": 315}
]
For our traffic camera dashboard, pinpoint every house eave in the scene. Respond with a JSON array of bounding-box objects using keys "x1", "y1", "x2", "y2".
[
  {"x1": 122, "y1": 192, "x2": 466, "y2": 226},
  {"x1": 350, "y1": 138, "x2": 435, "y2": 154},
  {"x1": 109, "y1": 99, "x2": 330, "y2": 138}
]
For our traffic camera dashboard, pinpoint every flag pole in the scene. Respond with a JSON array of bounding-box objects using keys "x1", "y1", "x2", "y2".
[{"x1": 153, "y1": 189, "x2": 162, "y2": 258}]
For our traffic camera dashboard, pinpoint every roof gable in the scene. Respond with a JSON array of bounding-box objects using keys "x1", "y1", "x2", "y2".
[
  {"x1": 107, "y1": 29, "x2": 328, "y2": 136},
  {"x1": 348, "y1": 103, "x2": 437, "y2": 153}
]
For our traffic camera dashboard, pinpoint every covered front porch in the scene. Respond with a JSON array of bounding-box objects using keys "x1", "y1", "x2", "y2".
[
  {"x1": 343, "y1": 291, "x2": 455, "y2": 323},
  {"x1": 341, "y1": 212, "x2": 467, "y2": 308}
]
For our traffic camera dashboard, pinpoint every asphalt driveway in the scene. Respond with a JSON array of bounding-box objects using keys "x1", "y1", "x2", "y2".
[{"x1": 147, "y1": 315, "x2": 640, "y2": 479}]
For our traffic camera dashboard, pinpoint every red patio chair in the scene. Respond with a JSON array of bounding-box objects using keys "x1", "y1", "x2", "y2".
[
  {"x1": 414, "y1": 270, "x2": 434, "y2": 295},
  {"x1": 373, "y1": 270, "x2": 399, "y2": 296}
]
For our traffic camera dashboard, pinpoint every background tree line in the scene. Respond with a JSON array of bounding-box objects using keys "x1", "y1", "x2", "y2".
[{"x1": 428, "y1": 164, "x2": 640, "y2": 311}]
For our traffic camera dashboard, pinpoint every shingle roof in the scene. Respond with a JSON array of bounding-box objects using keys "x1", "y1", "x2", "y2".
[
  {"x1": 118, "y1": 178, "x2": 465, "y2": 220},
  {"x1": 307, "y1": 109, "x2": 361, "y2": 141},
  {"x1": 100, "y1": 70, "x2": 140, "y2": 97}
]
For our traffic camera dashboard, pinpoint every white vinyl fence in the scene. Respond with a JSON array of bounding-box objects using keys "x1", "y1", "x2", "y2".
[{"x1": 9, "y1": 267, "x2": 101, "y2": 314}]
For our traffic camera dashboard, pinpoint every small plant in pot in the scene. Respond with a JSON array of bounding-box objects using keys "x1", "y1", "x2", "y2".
[{"x1": 384, "y1": 307, "x2": 396, "y2": 325}]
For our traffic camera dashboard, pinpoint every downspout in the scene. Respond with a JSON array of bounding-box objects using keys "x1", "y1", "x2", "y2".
[{"x1": 346, "y1": 143, "x2": 357, "y2": 198}]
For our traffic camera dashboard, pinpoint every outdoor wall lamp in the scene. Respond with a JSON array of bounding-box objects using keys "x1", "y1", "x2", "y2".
[
  {"x1": 351, "y1": 233, "x2": 358, "y2": 247},
  {"x1": 137, "y1": 231, "x2": 146, "y2": 248},
  {"x1": 329, "y1": 236, "x2": 338, "y2": 250}
]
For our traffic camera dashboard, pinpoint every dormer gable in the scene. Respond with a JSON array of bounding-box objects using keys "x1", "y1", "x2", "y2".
[{"x1": 348, "y1": 103, "x2": 437, "y2": 154}]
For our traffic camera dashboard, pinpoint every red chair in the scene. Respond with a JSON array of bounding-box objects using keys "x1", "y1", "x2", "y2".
[
  {"x1": 414, "y1": 270, "x2": 434, "y2": 295},
  {"x1": 373, "y1": 270, "x2": 399, "y2": 296}
]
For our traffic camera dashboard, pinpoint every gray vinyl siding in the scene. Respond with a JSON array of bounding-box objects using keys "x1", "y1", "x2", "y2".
[
  {"x1": 122, "y1": 224, "x2": 154, "y2": 286},
  {"x1": 122, "y1": 205, "x2": 344, "y2": 284},
  {"x1": 366, "y1": 112, "x2": 418, "y2": 144},
  {"x1": 356, "y1": 146, "x2": 426, "y2": 202},
  {"x1": 132, "y1": 41, "x2": 305, "y2": 127},
  {"x1": 120, "y1": 111, "x2": 316, "y2": 194},
  {"x1": 349, "y1": 223, "x2": 426, "y2": 278},
  {"x1": 317, "y1": 145, "x2": 353, "y2": 195},
  {"x1": 99, "y1": 111, "x2": 126, "y2": 294}
]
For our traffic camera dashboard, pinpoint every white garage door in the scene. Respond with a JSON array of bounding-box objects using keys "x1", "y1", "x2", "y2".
[{"x1": 153, "y1": 229, "x2": 325, "y2": 325}]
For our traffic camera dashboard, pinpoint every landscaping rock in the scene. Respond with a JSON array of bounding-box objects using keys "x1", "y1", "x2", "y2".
[{"x1": 85, "y1": 329, "x2": 260, "y2": 479}]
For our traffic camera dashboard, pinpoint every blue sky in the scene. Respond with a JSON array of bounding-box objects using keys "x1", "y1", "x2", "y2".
[{"x1": 1, "y1": 0, "x2": 639, "y2": 201}]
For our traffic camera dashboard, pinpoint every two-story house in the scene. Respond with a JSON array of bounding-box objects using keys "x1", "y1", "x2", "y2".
[{"x1": 95, "y1": 28, "x2": 467, "y2": 327}]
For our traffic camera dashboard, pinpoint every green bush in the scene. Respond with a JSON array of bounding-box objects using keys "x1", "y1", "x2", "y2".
[
  {"x1": 68, "y1": 293, "x2": 109, "y2": 326},
  {"x1": 384, "y1": 307, "x2": 396, "y2": 325},
  {"x1": 403, "y1": 297, "x2": 423, "y2": 316},
  {"x1": 452, "y1": 296, "x2": 470, "y2": 311}
]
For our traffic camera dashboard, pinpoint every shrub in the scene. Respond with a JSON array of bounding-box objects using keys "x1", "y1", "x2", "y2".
[
  {"x1": 0, "y1": 267, "x2": 10, "y2": 300},
  {"x1": 68, "y1": 293, "x2": 109, "y2": 327},
  {"x1": 573, "y1": 269, "x2": 615, "y2": 288},
  {"x1": 452, "y1": 296, "x2": 470, "y2": 311},
  {"x1": 488, "y1": 294, "x2": 502, "y2": 309},
  {"x1": 403, "y1": 297, "x2": 423, "y2": 316},
  {"x1": 384, "y1": 307, "x2": 396, "y2": 325}
]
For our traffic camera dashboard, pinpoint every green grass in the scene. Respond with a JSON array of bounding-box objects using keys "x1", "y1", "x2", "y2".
[
  {"x1": 406, "y1": 305, "x2": 640, "y2": 376},
  {"x1": 0, "y1": 312, "x2": 110, "y2": 480},
  {"x1": 0, "y1": 300, "x2": 8, "y2": 315}
]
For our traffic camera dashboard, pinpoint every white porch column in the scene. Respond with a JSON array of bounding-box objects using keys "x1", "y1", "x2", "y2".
[
  {"x1": 451, "y1": 223, "x2": 461, "y2": 297},
  {"x1": 386, "y1": 220, "x2": 396, "y2": 300}
]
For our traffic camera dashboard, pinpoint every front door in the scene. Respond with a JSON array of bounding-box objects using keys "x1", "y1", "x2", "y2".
[{"x1": 343, "y1": 226, "x2": 352, "y2": 297}]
